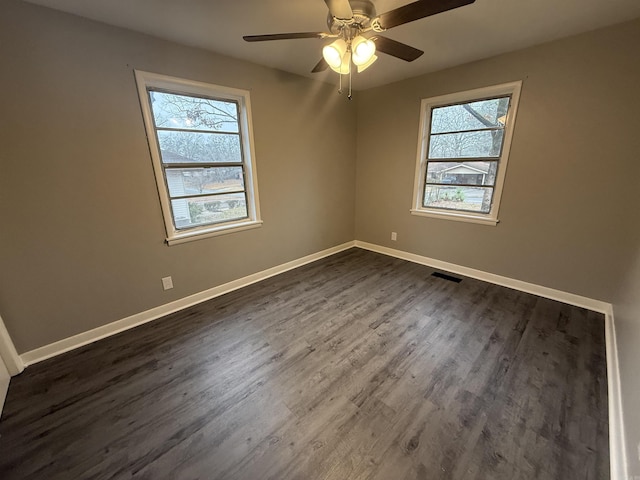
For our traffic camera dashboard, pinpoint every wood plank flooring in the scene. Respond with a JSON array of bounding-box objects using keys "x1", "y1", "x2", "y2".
[{"x1": 0, "y1": 248, "x2": 609, "y2": 479}]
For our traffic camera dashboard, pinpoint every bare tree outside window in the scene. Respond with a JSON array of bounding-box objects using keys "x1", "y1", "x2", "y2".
[
  {"x1": 148, "y1": 91, "x2": 249, "y2": 228},
  {"x1": 424, "y1": 96, "x2": 510, "y2": 213}
]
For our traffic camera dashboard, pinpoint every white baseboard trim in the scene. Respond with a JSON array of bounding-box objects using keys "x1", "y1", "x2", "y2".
[
  {"x1": 20, "y1": 241, "x2": 356, "y2": 366},
  {"x1": 605, "y1": 307, "x2": 628, "y2": 480},
  {"x1": 355, "y1": 241, "x2": 610, "y2": 314},
  {"x1": 18, "y1": 240, "x2": 611, "y2": 365},
  {"x1": 355, "y1": 240, "x2": 625, "y2": 478},
  {"x1": 0, "y1": 314, "x2": 24, "y2": 376}
]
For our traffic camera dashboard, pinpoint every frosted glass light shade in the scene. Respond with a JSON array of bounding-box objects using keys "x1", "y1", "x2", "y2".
[
  {"x1": 357, "y1": 54, "x2": 377, "y2": 73},
  {"x1": 351, "y1": 36, "x2": 376, "y2": 66},
  {"x1": 329, "y1": 51, "x2": 351, "y2": 74},
  {"x1": 322, "y1": 39, "x2": 347, "y2": 69}
]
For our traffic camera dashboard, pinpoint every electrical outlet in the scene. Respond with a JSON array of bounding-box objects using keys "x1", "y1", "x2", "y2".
[
  {"x1": 637, "y1": 441, "x2": 640, "y2": 461},
  {"x1": 161, "y1": 276, "x2": 173, "y2": 290},
  {"x1": 391, "y1": 232, "x2": 397, "y2": 241}
]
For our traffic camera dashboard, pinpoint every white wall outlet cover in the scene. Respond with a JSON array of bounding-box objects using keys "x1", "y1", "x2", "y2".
[
  {"x1": 391, "y1": 232, "x2": 397, "y2": 241},
  {"x1": 161, "y1": 276, "x2": 173, "y2": 290}
]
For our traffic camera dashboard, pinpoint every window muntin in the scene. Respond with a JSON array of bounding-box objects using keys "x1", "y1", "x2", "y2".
[
  {"x1": 135, "y1": 71, "x2": 261, "y2": 244},
  {"x1": 412, "y1": 82, "x2": 521, "y2": 225}
]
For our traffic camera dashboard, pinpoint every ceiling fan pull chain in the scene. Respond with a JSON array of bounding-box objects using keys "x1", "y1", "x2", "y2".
[
  {"x1": 337, "y1": 46, "x2": 350, "y2": 95},
  {"x1": 348, "y1": 65, "x2": 352, "y2": 100}
]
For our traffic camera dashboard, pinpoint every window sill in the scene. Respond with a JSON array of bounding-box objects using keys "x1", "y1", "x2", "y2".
[
  {"x1": 167, "y1": 220, "x2": 263, "y2": 245},
  {"x1": 410, "y1": 209, "x2": 498, "y2": 226}
]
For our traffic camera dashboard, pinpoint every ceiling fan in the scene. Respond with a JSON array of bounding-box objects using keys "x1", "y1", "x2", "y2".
[{"x1": 244, "y1": 0, "x2": 476, "y2": 95}]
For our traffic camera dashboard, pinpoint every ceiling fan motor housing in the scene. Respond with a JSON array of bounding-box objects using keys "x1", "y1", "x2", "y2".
[{"x1": 327, "y1": 0, "x2": 377, "y2": 37}]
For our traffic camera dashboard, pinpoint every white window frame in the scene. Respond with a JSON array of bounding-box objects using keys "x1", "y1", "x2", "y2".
[
  {"x1": 411, "y1": 81, "x2": 522, "y2": 226},
  {"x1": 135, "y1": 70, "x2": 262, "y2": 245}
]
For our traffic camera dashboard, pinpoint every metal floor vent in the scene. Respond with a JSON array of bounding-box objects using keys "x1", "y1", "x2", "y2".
[{"x1": 431, "y1": 272, "x2": 462, "y2": 283}]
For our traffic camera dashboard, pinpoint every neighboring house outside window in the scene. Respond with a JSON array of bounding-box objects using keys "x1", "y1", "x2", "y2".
[
  {"x1": 411, "y1": 82, "x2": 522, "y2": 226},
  {"x1": 135, "y1": 71, "x2": 261, "y2": 245}
]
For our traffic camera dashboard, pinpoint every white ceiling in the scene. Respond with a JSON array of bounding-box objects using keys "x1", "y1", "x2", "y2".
[{"x1": 23, "y1": 0, "x2": 640, "y2": 90}]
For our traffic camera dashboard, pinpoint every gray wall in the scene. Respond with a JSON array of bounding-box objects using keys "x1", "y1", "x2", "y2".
[
  {"x1": 355, "y1": 19, "x2": 640, "y2": 302},
  {"x1": 355, "y1": 18, "x2": 640, "y2": 476},
  {"x1": 0, "y1": 0, "x2": 357, "y2": 352}
]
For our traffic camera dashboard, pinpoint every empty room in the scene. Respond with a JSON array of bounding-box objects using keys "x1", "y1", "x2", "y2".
[{"x1": 1, "y1": 0, "x2": 639, "y2": 478}]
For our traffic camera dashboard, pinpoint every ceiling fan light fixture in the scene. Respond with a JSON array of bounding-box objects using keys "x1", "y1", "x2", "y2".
[
  {"x1": 322, "y1": 39, "x2": 347, "y2": 69},
  {"x1": 351, "y1": 36, "x2": 376, "y2": 66}
]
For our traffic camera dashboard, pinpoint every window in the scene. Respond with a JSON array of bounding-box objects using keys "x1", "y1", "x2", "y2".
[
  {"x1": 135, "y1": 71, "x2": 261, "y2": 244},
  {"x1": 411, "y1": 82, "x2": 521, "y2": 225}
]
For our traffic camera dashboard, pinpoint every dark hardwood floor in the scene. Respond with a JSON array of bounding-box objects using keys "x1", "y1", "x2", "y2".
[{"x1": 0, "y1": 248, "x2": 609, "y2": 479}]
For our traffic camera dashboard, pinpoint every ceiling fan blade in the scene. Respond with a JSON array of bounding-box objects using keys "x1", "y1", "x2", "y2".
[
  {"x1": 311, "y1": 58, "x2": 329, "y2": 73},
  {"x1": 376, "y1": 0, "x2": 475, "y2": 30},
  {"x1": 324, "y1": 0, "x2": 353, "y2": 19},
  {"x1": 371, "y1": 36, "x2": 424, "y2": 62},
  {"x1": 243, "y1": 32, "x2": 326, "y2": 42}
]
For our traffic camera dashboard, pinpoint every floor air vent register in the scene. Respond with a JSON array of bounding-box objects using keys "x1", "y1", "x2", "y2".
[{"x1": 431, "y1": 271, "x2": 463, "y2": 283}]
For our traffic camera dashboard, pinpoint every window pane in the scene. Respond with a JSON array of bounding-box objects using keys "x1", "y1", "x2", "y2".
[
  {"x1": 149, "y1": 91, "x2": 239, "y2": 132},
  {"x1": 165, "y1": 167, "x2": 244, "y2": 198},
  {"x1": 428, "y1": 129, "x2": 504, "y2": 159},
  {"x1": 426, "y1": 161, "x2": 497, "y2": 186},
  {"x1": 171, "y1": 193, "x2": 247, "y2": 229},
  {"x1": 430, "y1": 96, "x2": 510, "y2": 134},
  {"x1": 423, "y1": 186, "x2": 494, "y2": 213},
  {"x1": 157, "y1": 131, "x2": 242, "y2": 163}
]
